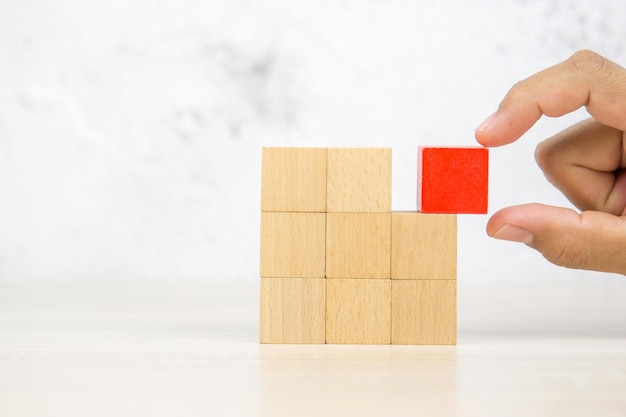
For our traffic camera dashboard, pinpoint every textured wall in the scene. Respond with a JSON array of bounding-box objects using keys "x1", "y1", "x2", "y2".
[{"x1": 1, "y1": 0, "x2": 625, "y2": 282}]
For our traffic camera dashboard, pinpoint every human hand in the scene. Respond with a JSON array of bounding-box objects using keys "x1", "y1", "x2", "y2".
[{"x1": 475, "y1": 50, "x2": 626, "y2": 274}]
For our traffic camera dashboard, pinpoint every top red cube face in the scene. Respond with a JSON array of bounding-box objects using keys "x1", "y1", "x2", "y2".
[{"x1": 418, "y1": 147, "x2": 489, "y2": 214}]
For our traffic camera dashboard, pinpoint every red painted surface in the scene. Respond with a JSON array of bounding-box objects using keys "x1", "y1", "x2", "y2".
[{"x1": 418, "y1": 147, "x2": 489, "y2": 214}]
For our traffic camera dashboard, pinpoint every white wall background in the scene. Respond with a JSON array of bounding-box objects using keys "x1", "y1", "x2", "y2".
[{"x1": 1, "y1": 0, "x2": 625, "y2": 283}]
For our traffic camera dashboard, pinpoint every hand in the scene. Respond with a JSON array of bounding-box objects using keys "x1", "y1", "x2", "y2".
[{"x1": 475, "y1": 50, "x2": 626, "y2": 274}]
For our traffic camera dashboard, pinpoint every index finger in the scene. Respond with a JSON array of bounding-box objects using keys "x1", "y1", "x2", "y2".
[{"x1": 475, "y1": 50, "x2": 626, "y2": 147}]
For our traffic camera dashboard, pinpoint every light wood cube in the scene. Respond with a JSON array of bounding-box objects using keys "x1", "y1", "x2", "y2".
[
  {"x1": 261, "y1": 147, "x2": 327, "y2": 212},
  {"x1": 327, "y1": 148, "x2": 392, "y2": 213},
  {"x1": 391, "y1": 280, "x2": 456, "y2": 345},
  {"x1": 391, "y1": 212, "x2": 456, "y2": 280},
  {"x1": 260, "y1": 278, "x2": 326, "y2": 344},
  {"x1": 260, "y1": 212, "x2": 325, "y2": 278},
  {"x1": 326, "y1": 213, "x2": 391, "y2": 279},
  {"x1": 326, "y1": 279, "x2": 391, "y2": 344}
]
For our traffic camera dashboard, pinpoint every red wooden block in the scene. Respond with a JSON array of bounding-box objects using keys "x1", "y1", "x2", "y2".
[{"x1": 418, "y1": 146, "x2": 489, "y2": 214}]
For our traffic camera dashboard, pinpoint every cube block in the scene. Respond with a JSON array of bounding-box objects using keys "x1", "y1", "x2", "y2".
[
  {"x1": 327, "y1": 148, "x2": 392, "y2": 213},
  {"x1": 391, "y1": 212, "x2": 457, "y2": 280},
  {"x1": 391, "y1": 280, "x2": 456, "y2": 345},
  {"x1": 260, "y1": 278, "x2": 326, "y2": 344},
  {"x1": 326, "y1": 213, "x2": 391, "y2": 279},
  {"x1": 418, "y1": 146, "x2": 488, "y2": 214},
  {"x1": 326, "y1": 279, "x2": 391, "y2": 344},
  {"x1": 262, "y1": 147, "x2": 327, "y2": 212},
  {"x1": 260, "y1": 212, "x2": 325, "y2": 278},
  {"x1": 259, "y1": 146, "x2": 466, "y2": 345}
]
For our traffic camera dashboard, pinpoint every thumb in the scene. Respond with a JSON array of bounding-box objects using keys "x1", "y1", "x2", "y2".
[{"x1": 487, "y1": 203, "x2": 626, "y2": 274}]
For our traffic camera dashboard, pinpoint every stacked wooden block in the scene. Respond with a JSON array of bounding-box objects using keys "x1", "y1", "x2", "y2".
[{"x1": 260, "y1": 146, "x2": 488, "y2": 345}]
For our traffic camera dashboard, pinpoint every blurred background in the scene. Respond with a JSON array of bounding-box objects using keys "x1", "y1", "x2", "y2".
[{"x1": 1, "y1": 0, "x2": 625, "y2": 283}]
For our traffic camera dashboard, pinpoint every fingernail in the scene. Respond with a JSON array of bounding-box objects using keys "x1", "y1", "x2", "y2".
[
  {"x1": 493, "y1": 224, "x2": 534, "y2": 244},
  {"x1": 475, "y1": 111, "x2": 497, "y2": 132}
]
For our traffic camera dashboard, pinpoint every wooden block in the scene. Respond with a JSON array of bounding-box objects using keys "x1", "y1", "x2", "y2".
[
  {"x1": 261, "y1": 147, "x2": 327, "y2": 212},
  {"x1": 260, "y1": 278, "x2": 326, "y2": 344},
  {"x1": 260, "y1": 212, "x2": 325, "y2": 278},
  {"x1": 391, "y1": 212, "x2": 456, "y2": 280},
  {"x1": 418, "y1": 146, "x2": 488, "y2": 214},
  {"x1": 327, "y1": 148, "x2": 392, "y2": 213},
  {"x1": 391, "y1": 280, "x2": 456, "y2": 345},
  {"x1": 326, "y1": 213, "x2": 391, "y2": 279},
  {"x1": 326, "y1": 279, "x2": 391, "y2": 344}
]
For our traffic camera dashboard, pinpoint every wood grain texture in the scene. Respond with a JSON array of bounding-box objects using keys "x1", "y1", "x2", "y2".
[
  {"x1": 326, "y1": 279, "x2": 391, "y2": 344},
  {"x1": 261, "y1": 147, "x2": 327, "y2": 212},
  {"x1": 391, "y1": 280, "x2": 456, "y2": 345},
  {"x1": 327, "y1": 148, "x2": 392, "y2": 213},
  {"x1": 391, "y1": 212, "x2": 456, "y2": 280},
  {"x1": 260, "y1": 212, "x2": 326, "y2": 278},
  {"x1": 260, "y1": 278, "x2": 326, "y2": 344},
  {"x1": 326, "y1": 213, "x2": 391, "y2": 279}
]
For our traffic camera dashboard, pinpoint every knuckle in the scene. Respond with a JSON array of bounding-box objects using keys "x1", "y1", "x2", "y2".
[
  {"x1": 567, "y1": 50, "x2": 626, "y2": 107},
  {"x1": 542, "y1": 236, "x2": 588, "y2": 269},
  {"x1": 568, "y1": 49, "x2": 608, "y2": 74},
  {"x1": 533, "y1": 140, "x2": 552, "y2": 170},
  {"x1": 534, "y1": 133, "x2": 565, "y2": 174}
]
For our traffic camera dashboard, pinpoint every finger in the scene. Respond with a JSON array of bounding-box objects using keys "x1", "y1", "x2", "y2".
[
  {"x1": 487, "y1": 203, "x2": 626, "y2": 274},
  {"x1": 534, "y1": 118, "x2": 626, "y2": 215},
  {"x1": 476, "y1": 50, "x2": 626, "y2": 147}
]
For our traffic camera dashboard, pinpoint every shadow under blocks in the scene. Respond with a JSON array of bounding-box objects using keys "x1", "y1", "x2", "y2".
[{"x1": 259, "y1": 146, "x2": 489, "y2": 345}]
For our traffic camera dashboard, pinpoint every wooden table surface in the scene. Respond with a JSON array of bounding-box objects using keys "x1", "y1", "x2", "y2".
[{"x1": 1, "y1": 281, "x2": 625, "y2": 417}]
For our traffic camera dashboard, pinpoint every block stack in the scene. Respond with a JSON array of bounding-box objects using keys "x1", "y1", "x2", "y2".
[{"x1": 260, "y1": 146, "x2": 488, "y2": 345}]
